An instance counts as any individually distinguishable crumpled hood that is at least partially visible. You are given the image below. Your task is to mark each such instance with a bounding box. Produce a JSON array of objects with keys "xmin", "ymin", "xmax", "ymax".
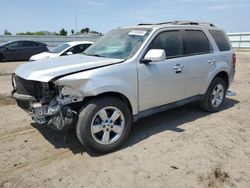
[
  {"xmin": 30, "ymin": 52, "xmax": 59, "ymax": 61},
  {"xmin": 15, "ymin": 54, "xmax": 123, "ymax": 82}
]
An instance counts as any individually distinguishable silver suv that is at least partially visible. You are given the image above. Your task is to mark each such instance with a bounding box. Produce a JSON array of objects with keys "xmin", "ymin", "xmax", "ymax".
[{"xmin": 12, "ymin": 21, "xmax": 236, "ymax": 153}]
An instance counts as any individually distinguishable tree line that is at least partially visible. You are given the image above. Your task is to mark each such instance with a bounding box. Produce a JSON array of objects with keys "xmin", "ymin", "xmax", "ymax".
[{"xmin": 3, "ymin": 27, "xmax": 102, "ymax": 36}]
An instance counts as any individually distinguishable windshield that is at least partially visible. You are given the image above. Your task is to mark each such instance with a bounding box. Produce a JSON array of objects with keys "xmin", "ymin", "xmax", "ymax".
[
  {"xmin": 0, "ymin": 41, "xmax": 11, "ymax": 47},
  {"xmin": 50, "ymin": 43, "xmax": 70, "ymax": 53},
  {"xmin": 84, "ymin": 28, "xmax": 151, "ymax": 59}
]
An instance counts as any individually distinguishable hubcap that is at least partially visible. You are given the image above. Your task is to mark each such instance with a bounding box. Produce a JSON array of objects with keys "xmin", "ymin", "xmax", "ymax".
[
  {"xmin": 211, "ymin": 84, "xmax": 224, "ymax": 108},
  {"xmin": 91, "ymin": 106, "xmax": 125, "ymax": 145}
]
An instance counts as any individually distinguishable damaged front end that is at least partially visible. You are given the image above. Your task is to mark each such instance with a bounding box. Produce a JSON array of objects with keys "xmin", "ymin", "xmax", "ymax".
[{"xmin": 11, "ymin": 74, "xmax": 82, "ymax": 131}]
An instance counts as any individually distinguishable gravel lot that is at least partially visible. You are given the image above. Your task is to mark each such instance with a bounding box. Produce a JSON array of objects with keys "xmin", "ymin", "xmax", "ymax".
[{"xmin": 0, "ymin": 52, "xmax": 250, "ymax": 188}]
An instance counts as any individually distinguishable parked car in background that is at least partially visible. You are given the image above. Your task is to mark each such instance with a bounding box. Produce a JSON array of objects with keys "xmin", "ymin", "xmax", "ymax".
[
  {"xmin": 29, "ymin": 41, "xmax": 93, "ymax": 61},
  {"xmin": 0, "ymin": 40, "xmax": 48, "ymax": 62}
]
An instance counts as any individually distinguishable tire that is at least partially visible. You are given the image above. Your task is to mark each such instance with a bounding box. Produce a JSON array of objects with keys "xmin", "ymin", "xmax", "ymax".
[
  {"xmin": 76, "ymin": 97, "xmax": 132, "ymax": 154},
  {"xmin": 0, "ymin": 54, "xmax": 4, "ymax": 62},
  {"xmin": 200, "ymin": 77, "xmax": 227, "ymax": 112}
]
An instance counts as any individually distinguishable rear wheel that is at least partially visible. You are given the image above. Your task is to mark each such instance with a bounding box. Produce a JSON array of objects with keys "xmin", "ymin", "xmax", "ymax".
[
  {"xmin": 76, "ymin": 97, "xmax": 132, "ymax": 154},
  {"xmin": 200, "ymin": 77, "xmax": 226, "ymax": 112},
  {"xmin": 0, "ymin": 54, "xmax": 4, "ymax": 62}
]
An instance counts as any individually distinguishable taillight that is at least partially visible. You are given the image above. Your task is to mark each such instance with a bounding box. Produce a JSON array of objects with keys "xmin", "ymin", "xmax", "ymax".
[{"xmin": 232, "ymin": 53, "xmax": 236, "ymax": 68}]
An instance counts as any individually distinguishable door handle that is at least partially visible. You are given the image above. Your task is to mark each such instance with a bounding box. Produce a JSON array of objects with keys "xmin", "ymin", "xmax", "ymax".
[
  {"xmin": 208, "ymin": 59, "xmax": 216, "ymax": 65},
  {"xmin": 173, "ymin": 64, "xmax": 183, "ymax": 73}
]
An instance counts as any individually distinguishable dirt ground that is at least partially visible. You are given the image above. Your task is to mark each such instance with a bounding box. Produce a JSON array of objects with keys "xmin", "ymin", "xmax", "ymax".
[{"xmin": 0, "ymin": 52, "xmax": 250, "ymax": 188}]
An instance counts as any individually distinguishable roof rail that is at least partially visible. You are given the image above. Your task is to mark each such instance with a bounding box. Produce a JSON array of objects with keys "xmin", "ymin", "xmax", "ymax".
[
  {"xmin": 138, "ymin": 20, "xmax": 215, "ymax": 27},
  {"xmin": 172, "ymin": 20, "xmax": 215, "ymax": 27},
  {"xmin": 138, "ymin": 21, "xmax": 173, "ymax": 26}
]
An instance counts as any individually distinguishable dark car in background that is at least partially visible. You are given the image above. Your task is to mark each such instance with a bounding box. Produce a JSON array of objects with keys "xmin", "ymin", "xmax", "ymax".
[{"xmin": 0, "ymin": 40, "xmax": 48, "ymax": 62}]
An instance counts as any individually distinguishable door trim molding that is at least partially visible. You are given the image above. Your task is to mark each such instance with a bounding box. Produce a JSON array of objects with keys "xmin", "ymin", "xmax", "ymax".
[{"xmin": 133, "ymin": 94, "xmax": 203, "ymax": 122}]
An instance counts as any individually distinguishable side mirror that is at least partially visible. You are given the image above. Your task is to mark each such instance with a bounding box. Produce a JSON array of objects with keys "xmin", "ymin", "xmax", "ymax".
[
  {"xmin": 66, "ymin": 51, "xmax": 73, "ymax": 55},
  {"xmin": 5, "ymin": 46, "xmax": 9, "ymax": 51},
  {"xmin": 141, "ymin": 49, "xmax": 166, "ymax": 63}
]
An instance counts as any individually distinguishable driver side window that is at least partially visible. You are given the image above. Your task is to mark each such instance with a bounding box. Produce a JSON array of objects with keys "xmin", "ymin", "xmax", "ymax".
[{"xmin": 149, "ymin": 30, "xmax": 184, "ymax": 58}]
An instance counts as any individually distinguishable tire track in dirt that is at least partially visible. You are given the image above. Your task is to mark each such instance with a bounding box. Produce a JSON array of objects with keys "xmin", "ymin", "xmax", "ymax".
[
  {"xmin": 0, "ymin": 150, "xmax": 73, "ymax": 180},
  {"xmin": 0, "ymin": 126, "xmax": 45, "ymax": 142}
]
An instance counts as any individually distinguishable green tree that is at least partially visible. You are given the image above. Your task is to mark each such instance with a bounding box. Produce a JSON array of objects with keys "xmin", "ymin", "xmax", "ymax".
[
  {"xmin": 34, "ymin": 31, "xmax": 46, "ymax": 35},
  {"xmin": 4, "ymin": 29, "xmax": 12, "ymax": 35},
  {"xmin": 71, "ymin": 29, "xmax": 75, "ymax": 35},
  {"xmin": 80, "ymin": 27, "xmax": 90, "ymax": 34},
  {"xmin": 85, "ymin": 27, "xmax": 90, "ymax": 33},
  {"xmin": 59, "ymin": 28, "xmax": 68, "ymax": 36},
  {"xmin": 16, "ymin": 31, "xmax": 34, "ymax": 35}
]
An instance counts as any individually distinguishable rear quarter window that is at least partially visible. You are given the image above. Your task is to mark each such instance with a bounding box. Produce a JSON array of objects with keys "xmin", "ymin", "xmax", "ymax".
[
  {"xmin": 209, "ymin": 30, "xmax": 231, "ymax": 51},
  {"xmin": 186, "ymin": 30, "xmax": 212, "ymax": 55}
]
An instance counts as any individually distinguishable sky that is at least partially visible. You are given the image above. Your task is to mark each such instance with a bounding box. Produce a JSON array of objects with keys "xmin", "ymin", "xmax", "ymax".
[{"xmin": 1, "ymin": 0, "xmax": 250, "ymax": 35}]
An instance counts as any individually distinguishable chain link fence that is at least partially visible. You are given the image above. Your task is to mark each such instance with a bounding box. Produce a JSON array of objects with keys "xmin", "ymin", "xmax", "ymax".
[{"xmin": 227, "ymin": 33, "xmax": 250, "ymax": 49}]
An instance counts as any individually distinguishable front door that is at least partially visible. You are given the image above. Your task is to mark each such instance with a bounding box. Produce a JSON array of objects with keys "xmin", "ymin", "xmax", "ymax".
[
  {"xmin": 138, "ymin": 30, "xmax": 187, "ymax": 111},
  {"xmin": 4, "ymin": 41, "xmax": 22, "ymax": 61}
]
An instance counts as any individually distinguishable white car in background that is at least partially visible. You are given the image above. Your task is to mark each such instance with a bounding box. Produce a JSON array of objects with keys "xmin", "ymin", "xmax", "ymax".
[{"xmin": 29, "ymin": 41, "xmax": 93, "ymax": 61}]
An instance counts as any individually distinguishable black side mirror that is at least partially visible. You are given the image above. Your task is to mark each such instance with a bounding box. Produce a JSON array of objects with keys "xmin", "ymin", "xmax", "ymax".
[{"xmin": 5, "ymin": 46, "xmax": 9, "ymax": 51}]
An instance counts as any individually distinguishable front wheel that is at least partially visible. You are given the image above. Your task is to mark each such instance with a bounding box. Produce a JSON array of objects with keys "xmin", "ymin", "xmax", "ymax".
[
  {"xmin": 76, "ymin": 97, "xmax": 132, "ymax": 154},
  {"xmin": 200, "ymin": 77, "xmax": 227, "ymax": 112}
]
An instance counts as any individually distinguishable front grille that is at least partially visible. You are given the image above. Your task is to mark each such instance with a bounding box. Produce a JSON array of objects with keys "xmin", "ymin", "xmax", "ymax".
[
  {"xmin": 12, "ymin": 75, "xmax": 44, "ymax": 112},
  {"xmin": 14, "ymin": 75, "xmax": 43, "ymax": 100}
]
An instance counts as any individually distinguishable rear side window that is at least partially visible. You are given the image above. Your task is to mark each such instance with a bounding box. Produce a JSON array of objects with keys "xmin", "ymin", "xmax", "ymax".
[
  {"xmin": 149, "ymin": 30, "xmax": 184, "ymax": 58},
  {"xmin": 21, "ymin": 41, "xmax": 39, "ymax": 47},
  {"xmin": 186, "ymin": 30, "xmax": 211, "ymax": 54},
  {"xmin": 209, "ymin": 30, "xmax": 231, "ymax": 51}
]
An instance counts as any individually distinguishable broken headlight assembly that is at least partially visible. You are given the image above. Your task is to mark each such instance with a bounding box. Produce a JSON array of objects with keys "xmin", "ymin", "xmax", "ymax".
[{"xmin": 32, "ymin": 84, "xmax": 83, "ymax": 131}]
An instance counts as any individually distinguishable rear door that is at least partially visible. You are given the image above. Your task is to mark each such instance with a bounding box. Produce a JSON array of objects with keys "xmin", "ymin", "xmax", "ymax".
[
  {"xmin": 20, "ymin": 41, "xmax": 41, "ymax": 60},
  {"xmin": 184, "ymin": 30, "xmax": 215, "ymax": 98}
]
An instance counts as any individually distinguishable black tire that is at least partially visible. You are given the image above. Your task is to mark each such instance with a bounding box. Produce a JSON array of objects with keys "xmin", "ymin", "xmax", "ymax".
[
  {"xmin": 0, "ymin": 54, "xmax": 4, "ymax": 62},
  {"xmin": 200, "ymin": 77, "xmax": 227, "ymax": 112},
  {"xmin": 76, "ymin": 97, "xmax": 132, "ymax": 154}
]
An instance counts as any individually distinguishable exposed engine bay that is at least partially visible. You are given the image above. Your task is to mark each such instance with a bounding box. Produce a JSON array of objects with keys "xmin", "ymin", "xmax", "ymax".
[{"xmin": 11, "ymin": 74, "xmax": 82, "ymax": 131}]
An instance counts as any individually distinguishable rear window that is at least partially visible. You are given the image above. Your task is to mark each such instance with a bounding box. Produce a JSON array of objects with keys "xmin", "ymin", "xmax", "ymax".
[
  {"xmin": 186, "ymin": 30, "xmax": 211, "ymax": 54},
  {"xmin": 209, "ymin": 30, "xmax": 231, "ymax": 51},
  {"xmin": 22, "ymin": 41, "xmax": 40, "ymax": 47}
]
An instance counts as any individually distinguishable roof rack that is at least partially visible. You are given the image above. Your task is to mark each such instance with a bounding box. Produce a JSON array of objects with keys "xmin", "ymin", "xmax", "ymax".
[
  {"xmin": 138, "ymin": 20, "xmax": 215, "ymax": 27},
  {"xmin": 172, "ymin": 20, "xmax": 215, "ymax": 27},
  {"xmin": 138, "ymin": 21, "xmax": 173, "ymax": 26}
]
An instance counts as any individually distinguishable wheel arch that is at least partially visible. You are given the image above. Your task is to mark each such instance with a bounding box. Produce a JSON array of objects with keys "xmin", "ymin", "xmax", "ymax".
[
  {"xmin": 214, "ymin": 71, "xmax": 229, "ymax": 89},
  {"xmin": 204, "ymin": 70, "xmax": 229, "ymax": 94},
  {"xmin": 72, "ymin": 91, "xmax": 135, "ymax": 116}
]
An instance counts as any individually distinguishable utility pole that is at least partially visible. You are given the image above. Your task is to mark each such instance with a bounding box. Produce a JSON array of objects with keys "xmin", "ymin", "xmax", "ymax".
[{"xmin": 75, "ymin": 11, "xmax": 78, "ymax": 34}]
